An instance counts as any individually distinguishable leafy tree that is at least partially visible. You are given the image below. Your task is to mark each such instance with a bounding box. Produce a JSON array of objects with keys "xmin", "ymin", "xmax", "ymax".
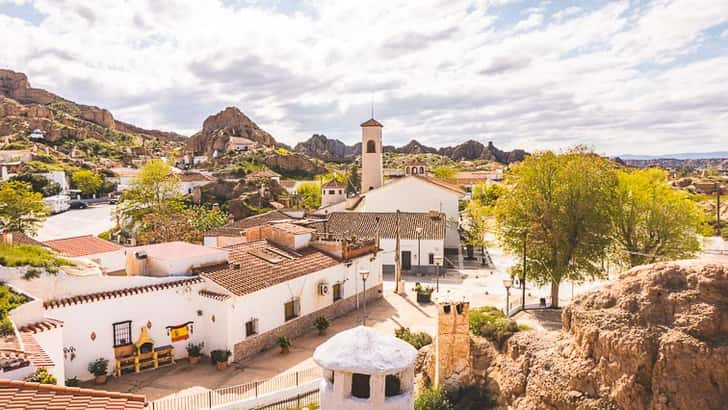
[
  {"xmin": 612, "ymin": 168, "xmax": 702, "ymax": 267},
  {"xmin": 346, "ymin": 162, "xmax": 361, "ymax": 195},
  {"xmin": 463, "ymin": 200, "xmax": 492, "ymax": 259},
  {"xmin": 0, "ymin": 181, "xmax": 49, "ymax": 235},
  {"xmin": 432, "ymin": 165, "xmax": 457, "ymax": 179},
  {"xmin": 295, "ymin": 182, "xmax": 321, "ymax": 209},
  {"xmin": 9, "ymin": 173, "xmax": 61, "ymax": 197},
  {"xmin": 71, "ymin": 170, "xmax": 103, "ymax": 196},
  {"xmin": 137, "ymin": 205, "xmax": 199, "ymax": 244},
  {"xmin": 189, "ymin": 206, "xmax": 229, "ymax": 233},
  {"xmin": 415, "ymin": 386, "xmax": 454, "ymax": 410},
  {"xmin": 495, "ymin": 149, "xmax": 617, "ymax": 308},
  {"xmin": 471, "ymin": 182, "xmax": 506, "ymax": 207},
  {"xmin": 115, "ymin": 159, "xmax": 182, "ymax": 231}
]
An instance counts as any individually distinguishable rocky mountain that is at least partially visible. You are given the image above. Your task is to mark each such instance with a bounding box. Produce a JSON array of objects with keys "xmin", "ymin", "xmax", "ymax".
[
  {"xmin": 0, "ymin": 69, "xmax": 184, "ymax": 145},
  {"xmin": 293, "ymin": 134, "xmax": 526, "ymax": 164},
  {"xmin": 188, "ymin": 107, "xmax": 276, "ymax": 156},
  {"xmin": 464, "ymin": 261, "xmax": 728, "ymax": 409}
]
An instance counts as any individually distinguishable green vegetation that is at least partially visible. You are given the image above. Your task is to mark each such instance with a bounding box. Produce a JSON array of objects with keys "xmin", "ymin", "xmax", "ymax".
[
  {"xmin": 294, "ymin": 181, "xmax": 322, "ymax": 209},
  {"xmin": 23, "ymin": 267, "xmax": 41, "ymax": 280},
  {"xmin": 87, "ymin": 358, "xmax": 109, "ymax": 376},
  {"xmin": 313, "ymin": 316, "xmax": 330, "ymax": 334},
  {"xmin": 65, "ymin": 377, "xmax": 80, "ymax": 387},
  {"xmin": 211, "ymin": 349, "xmax": 232, "ymax": 363},
  {"xmin": 446, "ymin": 385, "xmax": 496, "ymax": 409},
  {"xmin": 469, "ymin": 306, "xmax": 528, "ymax": 349},
  {"xmin": 186, "ymin": 342, "xmax": 205, "ymax": 357},
  {"xmin": 71, "ymin": 170, "xmax": 103, "ymax": 196},
  {"xmin": 0, "ymin": 284, "xmax": 29, "ymax": 334},
  {"xmin": 415, "ymin": 386, "xmax": 454, "ymax": 410},
  {"xmin": 24, "ymin": 368, "xmax": 57, "ymax": 385},
  {"xmin": 276, "ymin": 147, "xmax": 291, "ymax": 155},
  {"xmin": 0, "ymin": 244, "xmax": 72, "ymax": 268},
  {"xmin": 431, "ymin": 165, "xmax": 457, "ymax": 179},
  {"xmin": 9, "ymin": 173, "xmax": 61, "ymax": 197},
  {"xmin": 395, "ymin": 327, "xmax": 433, "ymax": 350},
  {"xmin": 0, "ymin": 181, "xmax": 49, "ymax": 234}
]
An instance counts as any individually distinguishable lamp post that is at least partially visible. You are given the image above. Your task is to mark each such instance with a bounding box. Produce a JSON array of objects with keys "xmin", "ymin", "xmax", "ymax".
[
  {"xmin": 434, "ymin": 256, "xmax": 443, "ymax": 293},
  {"xmin": 360, "ymin": 269, "xmax": 370, "ymax": 326},
  {"xmin": 521, "ymin": 230, "xmax": 527, "ymax": 311},
  {"xmin": 503, "ymin": 278, "xmax": 513, "ymax": 315},
  {"xmin": 415, "ymin": 227, "xmax": 423, "ymax": 275}
]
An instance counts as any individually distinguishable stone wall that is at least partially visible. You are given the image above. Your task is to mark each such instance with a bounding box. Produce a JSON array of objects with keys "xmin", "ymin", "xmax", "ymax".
[
  {"xmin": 233, "ymin": 284, "xmax": 383, "ymax": 362},
  {"xmin": 434, "ymin": 301, "xmax": 471, "ymax": 389}
]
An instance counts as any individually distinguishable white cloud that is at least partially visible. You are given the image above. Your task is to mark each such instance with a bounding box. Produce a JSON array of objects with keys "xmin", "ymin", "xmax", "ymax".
[{"xmin": 0, "ymin": 0, "xmax": 727, "ymax": 155}]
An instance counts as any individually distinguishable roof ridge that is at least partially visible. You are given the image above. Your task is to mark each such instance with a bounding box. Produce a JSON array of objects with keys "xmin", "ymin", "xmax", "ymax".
[
  {"xmin": 43, "ymin": 234, "xmax": 95, "ymax": 243},
  {"xmin": 0, "ymin": 379, "xmax": 146, "ymax": 401}
]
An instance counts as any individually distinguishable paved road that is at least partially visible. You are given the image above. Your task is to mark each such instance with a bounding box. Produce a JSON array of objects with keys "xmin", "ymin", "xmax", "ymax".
[{"xmin": 34, "ymin": 204, "xmax": 115, "ymax": 241}]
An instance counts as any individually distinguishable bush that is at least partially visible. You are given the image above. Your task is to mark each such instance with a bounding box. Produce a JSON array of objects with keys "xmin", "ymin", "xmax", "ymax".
[
  {"xmin": 0, "ymin": 244, "xmax": 72, "ymax": 269},
  {"xmin": 414, "ymin": 282, "xmax": 434, "ymax": 295},
  {"xmin": 277, "ymin": 336, "xmax": 292, "ymax": 348},
  {"xmin": 446, "ymin": 385, "xmax": 496, "ymax": 409},
  {"xmin": 87, "ymin": 358, "xmax": 109, "ymax": 376},
  {"xmin": 186, "ymin": 342, "xmax": 205, "ymax": 357},
  {"xmin": 0, "ymin": 284, "xmax": 29, "ymax": 335},
  {"xmin": 395, "ymin": 327, "xmax": 433, "ymax": 350},
  {"xmin": 23, "ymin": 268, "xmax": 41, "ymax": 280},
  {"xmin": 24, "ymin": 368, "xmax": 57, "ymax": 385},
  {"xmin": 313, "ymin": 316, "xmax": 330, "ymax": 331},
  {"xmin": 210, "ymin": 349, "xmax": 231, "ymax": 363},
  {"xmin": 469, "ymin": 306, "xmax": 525, "ymax": 349},
  {"xmin": 415, "ymin": 386, "xmax": 454, "ymax": 410},
  {"xmin": 65, "ymin": 376, "xmax": 80, "ymax": 387}
]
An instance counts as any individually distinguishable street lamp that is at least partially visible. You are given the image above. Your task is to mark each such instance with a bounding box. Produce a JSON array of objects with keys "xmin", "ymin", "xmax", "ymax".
[
  {"xmin": 434, "ymin": 256, "xmax": 443, "ymax": 292},
  {"xmin": 360, "ymin": 269, "xmax": 370, "ymax": 326},
  {"xmin": 503, "ymin": 279, "xmax": 513, "ymax": 315},
  {"xmin": 415, "ymin": 227, "xmax": 423, "ymax": 275}
]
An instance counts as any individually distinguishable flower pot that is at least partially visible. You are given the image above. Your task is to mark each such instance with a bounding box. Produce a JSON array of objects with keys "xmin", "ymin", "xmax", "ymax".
[
  {"xmin": 215, "ymin": 361, "xmax": 227, "ymax": 370},
  {"xmin": 416, "ymin": 292, "xmax": 432, "ymax": 303},
  {"xmin": 189, "ymin": 356, "xmax": 200, "ymax": 365},
  {"xmin": 280, "ymin": 346, "xmax": 290, "ymax": 354},
  {"xmin": 94, "ymin": 374, "xmax": 107, "ymax": 385}
]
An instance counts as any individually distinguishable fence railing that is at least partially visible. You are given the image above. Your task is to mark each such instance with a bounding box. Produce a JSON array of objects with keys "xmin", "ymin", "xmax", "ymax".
[
  {"xmin": 149, "ymin": 367, "xmax": 320, "ymax": 410},
  {"xmin": 251, "ymin": 389, "xmax": 320, "ymax": 410}
]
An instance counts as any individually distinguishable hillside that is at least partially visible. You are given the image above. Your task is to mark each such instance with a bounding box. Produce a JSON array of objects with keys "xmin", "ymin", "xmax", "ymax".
[{"xmin": 187, "ymin": 106, "xmax": 277, "ymax": 156}]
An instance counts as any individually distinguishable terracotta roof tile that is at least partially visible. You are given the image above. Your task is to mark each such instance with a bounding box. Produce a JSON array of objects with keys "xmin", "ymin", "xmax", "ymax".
[
  {"xmin": 19, "ymin": 331, "xmax": 54, "ymax": 367},
  {"xmin": 360, "ymin": 118, "xmax": 383, "ymax": 127},
  {"xmin": 272, "ymin": 222, "xmax": 316, "ymax": 235},
  {"xmin": 415, "ymin": 176, "xmax": 466, "ymax": 194},
  {"xmin": 43, "ymin": 235, "xmax": 123, "ymax": 257},
  {"xmin": 6, "ymin": 232, "xmax": 46, "ymax": 247},
  {"xmin": 198, "ymin": 240, "xmax": 340, "ymax": 296},
  {"xmin": 43, "ymin": 277, "xmax": 203, "ymax": 309},
  {"xmin": 205, "ymin": 210, "xmax": 303, "ymax": 237},
  {"xmin": 0, "ymin": 380, "xmax": 145, "ymax": 409},
  {"xmin": 322, "ymin": 179, "xmax": 346, "ymax": 189},
  {"xmin": 18, "ymin": 318, "xmax": 64, "ymax": 334},
  {"xmin": 198, "ymin": 289, "xmax": 231, "ymax": 301},
  {"xmin": 311, "ymin": 212, "xmax": 445, "ymax": 240}
]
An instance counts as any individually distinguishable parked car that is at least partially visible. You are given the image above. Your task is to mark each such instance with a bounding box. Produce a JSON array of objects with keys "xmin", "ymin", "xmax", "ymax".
[
  {"xmin": 109, "ymin": 196, "xmax": 120, "ymax": 205},
  {"xmin": 70, "ymin": 200, "xmax": 89, "ymax": 209}
]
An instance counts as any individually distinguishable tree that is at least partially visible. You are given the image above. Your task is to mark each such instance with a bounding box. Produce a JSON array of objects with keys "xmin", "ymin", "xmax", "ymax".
[
  {"xmin": 137, "ymin": 205, "xmax": 199, "ymax": 244},
  {"xmin": 463, "ymin": 200, "xmax": 492, "ymax": 260},
  {"xmin": 189, "ymin": 206, "xmax": 229, "ymax": 233},
  {"xmin": 611, "ymin": 168, "xmax": 702, "ymax": 267},
  {"xmin": 295, "ymin": 182, "xmax": 321, "ymax": 209},
  {"xmin": 346, "ymin": 162, "xmax": 361, "ymax": 195},
  {"xmin": 9, "ymin": 173, "xmax": 61, "ymax": 197},
  {"xmin": 495, "ymin": 149, "xmax": 617, "ymax": 308},
  {"xmin": 0, "ymin": 181, "xmax": 49, "ymax": 235},
  {"xmin": 115, "ymin": 159, "xmax": 182, "ymax": 230},
  {"xmin": 71, "ymin": 170, "xmax": 102, "ymax": 196},
  {"xmin": 432, "ymin": 165, "xmax": 457, "ymax": 180},
  {"xmin": 471, "ymin": 182, "xmax": 505, "ymax": 207}
]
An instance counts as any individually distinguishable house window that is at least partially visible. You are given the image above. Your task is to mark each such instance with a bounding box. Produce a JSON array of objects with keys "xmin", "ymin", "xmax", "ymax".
[
  {"xmin": 245, "ymin": 319, "xmax": 259, "ymax": 337},
  {"xmin": 428, "ymin": 253, "xmax": 435, "ymax": 265},
  {"xmin": 329, "ymin": 190, "xmax": 335, "ymax": 195},
  {"xmin": 366, "ymin": 140, "xmax": 376, "ymax": 153},
  {"xmin": 333, "ymin": 283, "xmax": 342, "ymax": 301},
  {"xmin": 284, "ymin": 298, "xmax": 300, "ymax": 321},
  {"xmin": 385, "ymin": 375, "xmax": 402, "ymax": 397},
  {"xmin": 112, "ymin": 320, "xmax": 132, "ymax": 347},
  {"xmin": 419, "ymin": 166, "xmax": 425, "ymax": 174},
  {"xmin": 351, "ymin": 373, "xmax": 371, "ymax": 399}
]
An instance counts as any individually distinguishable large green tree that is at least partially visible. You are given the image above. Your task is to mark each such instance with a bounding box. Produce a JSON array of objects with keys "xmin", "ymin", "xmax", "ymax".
[
  {"xmin": 0, "ymin": 181, "xmax": 49, "ymax": 234},
  {"xmin": 9, "ymin": 173, "xmax": 61, "ymax": 197},
  {"xmin": 495, "ymin": 149, "xmax": 617, "ymax": 307},
  {"xmin": 612, "ymin": 168, "xmax": 702, "ymax": 267},
  {"xmin": 71, "ymin": 170, "xmax": 103, "ymax": 196},
  {"xmin": 295, "ymin": 182, "xmax": 322, "ymax": 209}
]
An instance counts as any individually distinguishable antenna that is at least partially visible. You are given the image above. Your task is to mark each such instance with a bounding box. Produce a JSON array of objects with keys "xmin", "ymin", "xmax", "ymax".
[{"xmin": 371, "ymin": 101, "xmax": 374, "ymax": 119}]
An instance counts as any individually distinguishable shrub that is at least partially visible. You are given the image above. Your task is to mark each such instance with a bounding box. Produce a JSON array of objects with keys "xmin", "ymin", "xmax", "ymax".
[
  {"xmin": 24, "ymin": 368, "xmax": 57, "ymax": 385},
  {"xmin": 415, "ymin": 386, "xmax": 454, "ymax": 410},
  {"xmin": 446, "ymin": 385, "xmax": 496, "ymax": 409},
  {"xmin": 277, "ymin": 336, "xmax": 292, "ymax": 348},
  {"xmin": 87, "ymin": 358, "xmax": 109, "ymax": 376},
  {"xmin": 414, "ymin": 282, "xmax": 434, "ymax": 295},
  {"xmin": 313, "ymin": 316, "xmax": 330, "ymax": 331},
  {"xmin": 23, "ymin": 268, "xmax": 41, "ymax": 280},
  {"xmin": 0, "ymin": 284, "xmax": 30, "ymax": 335},
  {"xmin": 210, "ymin": 349, "xmax": 231, "ymax": 363},
  {"xmin": 186, "ymin": 342, "xmax": 204, "ymax": 357},
  {"xmin": 468, "ymin": 306, "xmax": 524, "ymax": 349},
  {"xmin": 0, "ymin": 244, "xmax": 72, "ymax": 269},
  {"xmin": 395, "ymin": 327, "xmax": 433, "ymax": 350},
  {"xmin": 65, "ymin": 376, "xmax": 80, "ymax": 387}
]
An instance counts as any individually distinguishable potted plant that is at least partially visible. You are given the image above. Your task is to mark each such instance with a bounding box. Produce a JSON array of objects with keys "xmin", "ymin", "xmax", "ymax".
[
  {"xmin": 186, "ymin": 342, "xmax": 204, "ymax": 365},
  {"xmin": 313, "ymin": 316, "xmax": 330, "ymax": 335},
  {"xmin": 414, "ymin": 282, "xmax": 434, "ymax": 303},
  {"xmin": 277, "ymin": 336, "xmax": 292, "ymax": 354},
  {"xmin": 88, "ymin": 358, "xmax": 109, "ymax": 384},
  {"xmin": 210, "ymin": 349, "xmax": 231, "ymax": 370}
]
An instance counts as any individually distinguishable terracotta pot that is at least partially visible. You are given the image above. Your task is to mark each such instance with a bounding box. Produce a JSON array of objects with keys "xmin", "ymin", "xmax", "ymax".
[
  {"xmin": 189, "ymin": 356, "xmax": 200, "ymax": 365},
  {"xmin": 216, "ymin": 361, "xmax": 227, "ymax": 370},
  {"xmin": 94, "ymin": 374, "xmax": 107, "ymax": 384},
  {"xmin": 280, "ymin": 346, "xmax": 290, "ymax": 354}
]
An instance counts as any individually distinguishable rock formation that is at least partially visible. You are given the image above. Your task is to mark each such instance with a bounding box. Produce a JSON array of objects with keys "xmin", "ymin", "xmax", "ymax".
[
  {"xmin": 469, "ymin": 261, "xmax": 728, "ymax": 410},
  {"xmin": 294, "ymin": 134, "xmax": 359, "ymax": 162},
  {"xmin": 187, "ymin": 107, "xmax": 276, "ymax": 156}
]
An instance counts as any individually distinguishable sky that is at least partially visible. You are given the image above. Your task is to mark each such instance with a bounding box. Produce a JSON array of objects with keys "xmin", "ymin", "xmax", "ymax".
[{"xmin": 1, "ymin": 0, "xmax": 727, "ymax": 155}]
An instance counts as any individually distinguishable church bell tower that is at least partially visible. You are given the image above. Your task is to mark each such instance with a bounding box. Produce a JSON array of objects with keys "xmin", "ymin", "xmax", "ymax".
[{"xmin": 360, "ymin": 118, "xmax": 383, "ymax": 193}]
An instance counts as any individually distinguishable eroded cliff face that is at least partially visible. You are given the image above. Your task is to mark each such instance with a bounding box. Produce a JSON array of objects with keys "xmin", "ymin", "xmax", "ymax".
[
  {"xmin": 187, "ymin": 106, "xmax": 276, "ymax": 155},
  {"xmin": 473, "ymin": 261, "xmax": 728, "ymax": 410}
]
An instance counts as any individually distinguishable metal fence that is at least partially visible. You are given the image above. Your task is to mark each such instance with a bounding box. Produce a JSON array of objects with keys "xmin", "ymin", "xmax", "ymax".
[
  {"xmin": 251, "ymin": 389, "xmax": 320, "ymax": 410},
  {"xmin": 149, "ymin": 367, "xmax": 320, "ymax": 410}
]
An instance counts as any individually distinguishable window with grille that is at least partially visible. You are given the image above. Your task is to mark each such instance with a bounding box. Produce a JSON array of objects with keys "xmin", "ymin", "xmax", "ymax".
[
  {"xmin": 245, "ymin": 319, "xmax": 259, "ymax": 337},
  {"xmin": 284, "ymin": 298, "xmax": 300, "ymax": 321},
  {"xmin": 351, "ymin": 373, "xmax": 371, "ymax": 399},
  {"xmin": 112, "ymin": 320, "xmax": 132, "ymax": 347},
  {"xmin": 333, "ymin": 283, "xmax": 342, "ymax": 301},
  {"xmin": 428, "ymin": 253, "xmax": 435, "ymax": 265}
]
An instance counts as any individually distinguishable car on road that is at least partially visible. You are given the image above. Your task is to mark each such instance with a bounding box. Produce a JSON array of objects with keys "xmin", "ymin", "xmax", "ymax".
[{"xmin": 70, "ymin": 200, "xmax": 89, "ymax": 209}]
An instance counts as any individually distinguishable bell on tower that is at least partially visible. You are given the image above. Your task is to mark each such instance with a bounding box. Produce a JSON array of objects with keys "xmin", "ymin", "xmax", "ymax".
[{"xmin": 360, "ymin": 118, "xmax": 383, "ymax": 193}]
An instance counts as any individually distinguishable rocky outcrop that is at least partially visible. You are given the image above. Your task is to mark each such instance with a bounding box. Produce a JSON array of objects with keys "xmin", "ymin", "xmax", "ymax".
[
  {"xmin": 263, "ymin": 152, "xmax": 326, "ymax": 177},
  {"xmin": 294, "ymin": 134, "xmax": 359, "ymax": 162},
  {"xmin": 438, "ymin": 140, "xmax": 526, "ymax": 163},
  {"xmin": 398, "ymin": 139, "xmax": 438, "ymax": 155},
  {"xmin": 188, "ymin": 107, "xmax": 276, "ymax": 155},
  {"xmin": 0, "ymin": 69, "xmax": 57, "ymax": 105},
  {"xmin": 473, "ymin": 261, "xmax": 728, "ymax": 410}
]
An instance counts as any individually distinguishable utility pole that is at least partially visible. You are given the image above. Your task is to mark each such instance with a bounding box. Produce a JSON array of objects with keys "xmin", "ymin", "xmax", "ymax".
[
  {"xmin": 394, "ymin": 210, "xmax": 402, "ymax": 294},
  {"xmin": 521, "ymin": 230, "xmax": 527, "ymax": 311}
]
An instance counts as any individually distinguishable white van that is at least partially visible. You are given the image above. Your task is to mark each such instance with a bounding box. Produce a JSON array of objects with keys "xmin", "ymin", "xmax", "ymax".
[{"xmin": 43, "ymin": 194, "xmax": 71, "ymax": 214}]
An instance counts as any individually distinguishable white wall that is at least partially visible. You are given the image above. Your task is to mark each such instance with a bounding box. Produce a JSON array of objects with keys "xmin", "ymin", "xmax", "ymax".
[
  {"xmin": 87, "ymin": 250, "xmax": 126, "ymax": 273},
  {"xmin": 33, "ymin": 326, "xmax": 65, "ymax": 382},
  {"xmin": 361, "ymin": 178, "xmax": 461, "ymax": 248},
  {"xmin": 226, "ymin": 253, "xmax": 382, "ymax": 347},
  {"xmin": 378, "ymin": 238, "xmax": 443, "ymax": 268}
]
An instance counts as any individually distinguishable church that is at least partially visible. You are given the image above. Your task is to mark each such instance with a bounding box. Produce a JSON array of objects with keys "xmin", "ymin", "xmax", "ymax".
[{"xmin": 317, "ymin": 117, "xmax": 464, "ymax": 251}]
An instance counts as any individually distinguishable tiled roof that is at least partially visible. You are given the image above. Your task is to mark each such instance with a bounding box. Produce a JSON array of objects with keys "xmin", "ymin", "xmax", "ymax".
[
  {"xmin": 198, "ymin": 289, "xmax": 231, "ymax": 301},
  {"xmin": 0, "ymin": 380, "xmax": 145, "ymax": 409},
  {"xmin": 312, "ymin": 212, "xmax": 446, "ymax": 240},
  {"xmin": 415, "ymin": 176, "xmax": 466, "ymax": 194},
  {"xmin": 19, "ymin": 331, "xmax": 54, "ymax": 367},
  {"xmin": 18, "ymin": 318, "xmax": 64, "ymax": 334},
  {"xmin": 272, "ymin": 222, "xmax": 316, "ymax": 235},
  {"xmin": 198, "ymin": 240, "xmax": 340, "ymax": 296},
  {"xmin": 322, "ymin": 179, "xmax": 345, "ymax": 189},
  {"xmin": 6, "ymin": 232, "xmax": 46, "ymax": 247},
  {"xmin": 205, "ymin": 210, "xmax": 303, "ymax": 237},
  {"xmin": 43, "ymin": 235, "xmax": 123, "ymax": 257},
  {"xmin": 360, "ymin": 118, "xmax": 383, "ymax": 127},
  {"xmin": 44, "ymin": 277, "xmax": 203, "ymax": 309}
]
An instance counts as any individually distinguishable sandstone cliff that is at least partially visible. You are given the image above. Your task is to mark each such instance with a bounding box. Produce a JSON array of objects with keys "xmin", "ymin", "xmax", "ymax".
[
  {"xmin": 472, "ymin": 261, "xmax": 728, "ymax": 410},
  {"xmin": 187, "ymin": 107, "xmax": 276, "ymax": 156}
]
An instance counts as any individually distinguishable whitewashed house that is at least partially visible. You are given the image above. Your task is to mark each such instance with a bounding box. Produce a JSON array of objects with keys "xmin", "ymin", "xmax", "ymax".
[
  {"xmin": 178, "ymin": 172, "xmax": 214, "ymax": 195},
  {"xmin": 109, "ymin": 167, "xmax": 140, "ymax": 191},
  {"xmin": 227, "ymin": 136, "xmax": 257, "ymax": 152},
  {"xmin": 321, "ymin": 179, "xmax": 347, "ymax": 208}
]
